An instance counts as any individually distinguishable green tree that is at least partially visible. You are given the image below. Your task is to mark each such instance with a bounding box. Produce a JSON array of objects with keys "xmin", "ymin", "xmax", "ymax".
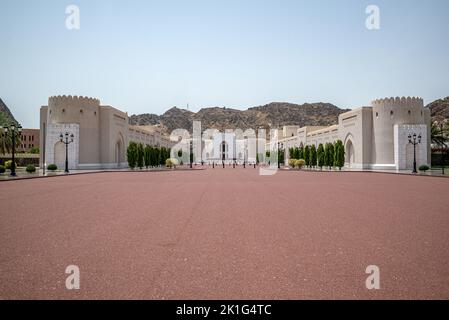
[
  {"xmin": 317, "ymin": 143, "xmax": 325, "ymax": 170},
  {"xmin": 299, "ymin": 143, "xmax": 304, "ymax": 160},
  {"xmin": 0, "ymin": 130, "xmax": 21, "ymax": 155},
  {"xmin": 323, "ymin": 143, "xmax": 329, "ymax": 168},
  {"xmin": 327, "ymin": 143, "xmax": 334, "ymax": 169},
  {"xmin": 137, "ymin": 143, "xmax": 144, "ymax": 169},
  {"xmin": 334, "ymin": 140, "xmax": 345, "ymax": 170},
  {"xmin": 144, "ymin": 145, "xmax": 151, "ymax": 169},
  {"xmin": 295, "ymin": 147, "xmax": 300, "ymax": 160},
  {"xmin": 310, "ymin": 145, "xmax": 317, "ymax": 168},
  {"xmin": 431, "ymin": 121, "xmax": 449, "ymax": 147},
  {"xmin": 155, "ymin": 147, "xmax": 161, "ymax": 166},
  {"xmin": 127, "ymin": 142, "xmax": 138, "ymax": 169},
  {"xmin": 30, "ymin": 146, "xmax": 40, "ymax": 154},
  {"xmin": 304, "ymin": 145, "xmax": 310, "ymax": 167}
]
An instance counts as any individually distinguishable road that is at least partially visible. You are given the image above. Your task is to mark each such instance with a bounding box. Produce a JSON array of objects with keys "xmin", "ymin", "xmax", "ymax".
[{"xmin": 1, "ymin": 168, "xmax": 449, "ymax": 299}]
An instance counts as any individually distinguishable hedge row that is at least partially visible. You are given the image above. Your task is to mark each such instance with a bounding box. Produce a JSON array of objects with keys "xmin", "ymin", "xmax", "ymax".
[
  {"xmin": 288, "ymin": 140, "xmax": 345, "ymax": 170},
  {"xmin": 127, "ymin": 142, "xmax": 171, "ymax": 169}
]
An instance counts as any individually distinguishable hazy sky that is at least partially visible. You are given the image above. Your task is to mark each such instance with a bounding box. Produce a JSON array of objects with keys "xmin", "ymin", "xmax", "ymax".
[{"xmin": 1, "ymin": 0, "xmax": 448, "ymax": 128}]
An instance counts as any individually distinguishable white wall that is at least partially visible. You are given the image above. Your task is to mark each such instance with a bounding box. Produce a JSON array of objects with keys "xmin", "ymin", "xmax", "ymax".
[{"xmin": 45, "ymin": 123, "xmax": 80, "ymax": 170}]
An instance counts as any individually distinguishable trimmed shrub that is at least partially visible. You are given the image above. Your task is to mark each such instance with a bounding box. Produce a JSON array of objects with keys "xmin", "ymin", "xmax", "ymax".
[
  {"xmin": 47, "ymin": 164, "xmax": 57, "ymax": 171},
  {"xmin": 127, "ymin": 142, "xmax": 138, "ymax": 169},
  {"xmin": 334, "ymin": 140, "xmax": 345, "ymax": 170},
  {"xmin": 317, "ymin": 143, "xmax": 325, "ymax": 169},
  {"xmin": 295, "ymin": 159, "xmax": 306, "ymax": 169},
  {"xmin": 137, "ymin": 143, "xmax": 144, "ymax": 169},
  {"xmin": 144, "ymin": 145, "xmax": 151, "ymax": 168},
  {"xmin": 327, "ymin": 143, "xmax": 335, "ymax": 169},
  {"xmin": 419, "ymin": 164, "xmax": 430, "ymax": 172},
  {"xmin": 0, "ymin": 165, "xmax": 5, "ymax": 173},
  {"xmin": 5, "ymin": 160, "xmax": 16, "ymax": 170},
  {"xmin": 26, "ymin": 164, "xmax": 36, "ymax": 173},
  {"xmin": 304, "ymin": 146, "xmax": 310, "ymax": 167},
  {"xmin": 166, "ymin": 158, "xmax": 179, "ymax": 168},
  {"xmin": 288, "ymin": 159, "xmax": 296, "ymax": 168},
  {"xmin": 310, "ymin": 145, "xmax": 317, "ymax": 168}
]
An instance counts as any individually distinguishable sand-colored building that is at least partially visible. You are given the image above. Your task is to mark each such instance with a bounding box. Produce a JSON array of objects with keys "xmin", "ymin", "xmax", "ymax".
[
  {"xmin": 39, "ymin": 95, "xmax": 172, "ymax": 170},
  {"xmin": 269, "ymin": 97, "xmax": 431, "ymax": 170}
]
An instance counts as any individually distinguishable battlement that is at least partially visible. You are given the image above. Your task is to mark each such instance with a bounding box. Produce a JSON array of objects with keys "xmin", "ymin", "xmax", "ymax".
[
  {"xmin": 49, "ymin": 95, "xmax": 100, "ymax": 105},
  {"xmin": 371, "ymin": 96, "xmax": 423, "ymax": 108}
]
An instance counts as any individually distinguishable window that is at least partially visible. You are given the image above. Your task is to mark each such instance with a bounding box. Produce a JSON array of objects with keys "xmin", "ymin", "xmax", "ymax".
[
  {"xmin": 80, "ymin": 109, "xmax": 83, "ymax": 114},
  {"xmin": 62, "ymin": 109, "xmax": 65, "ymax": 113},
  {"xmin": 376, "ymin": 112, "xmax": 379, "ymax": 118},
  {"xmin": 390, "ymin": 110, "xmax": 394, "ymax": 118},
  {"xmin": 408, "ymin": 110, "xmax": 411, "ymax": 116}
]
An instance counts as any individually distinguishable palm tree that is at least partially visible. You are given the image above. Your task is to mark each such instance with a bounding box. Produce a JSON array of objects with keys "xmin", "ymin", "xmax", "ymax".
[
  {"xmin": 431, "ymin": 120, "xmax": 449, "ymax": 147},
  {"xmin": 0, "ymin": 127, "xmax": 21, "ymax": 155}
]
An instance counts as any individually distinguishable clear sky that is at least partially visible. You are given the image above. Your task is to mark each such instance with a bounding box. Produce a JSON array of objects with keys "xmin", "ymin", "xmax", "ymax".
[{"xmin": 1, "ymin": 0, "xmax": 448, "ymax": 128}]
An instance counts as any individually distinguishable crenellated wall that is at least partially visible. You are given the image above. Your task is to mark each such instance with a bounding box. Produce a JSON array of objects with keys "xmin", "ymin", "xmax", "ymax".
[
  {"xmin": 371, "ymin": 97, "xmax": 426, "ymax": 166},
  {"xmin": 40, "ymin": 95, "xmax": 174, "ymax": 169},
  {"xmin": 48, "ymin": 95, "xmax": 101, "ymax": 165},
  {"xmin": 267, "ymin": 96, "xmax": 431, "ymax": 170}
]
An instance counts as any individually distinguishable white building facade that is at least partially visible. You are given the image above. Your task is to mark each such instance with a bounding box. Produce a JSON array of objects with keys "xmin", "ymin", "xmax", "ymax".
[
  {"xmin": 40, "ymin": 95, "xmax": 173, "ymax": 170},
  {"xmin": 269, "ymin": 97, "xmax": 432, "ymax": 170}
]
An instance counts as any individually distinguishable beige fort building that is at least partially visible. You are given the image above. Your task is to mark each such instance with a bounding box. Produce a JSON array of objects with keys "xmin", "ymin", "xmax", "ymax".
[
  {"xmin": 39, "ymin": 95, "xmax": 172, "ymax": 170},
  {"xmin": 39, "ymin": 95, "xmax": 431, "ymax": 171},
  {"xmin": 271, "ymin": 96, "xmax": 431, "ymax": 170}
]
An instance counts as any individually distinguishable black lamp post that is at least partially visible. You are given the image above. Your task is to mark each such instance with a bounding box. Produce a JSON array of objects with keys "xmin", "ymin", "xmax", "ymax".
[
  {"xmin": 60, "ymin": 132, "xmax": 74, "ymax": 173},
  {"xmin": 408, "ymin": 133, "xmax": 421, "ymax": 174},
  {"xmin": 2, "ymin": 124, "xmax": 22, "ymax": 177},
  {"xmin": 440, "ymin": 120, "xmax": 448, "ymax": 175},
  {"xmin": 189, "ymin": 140, "xmax": 193, "ymax": 169},
  {"xmin": 277, "ymin": 142, "xmax": 283, "ymax": 169}
]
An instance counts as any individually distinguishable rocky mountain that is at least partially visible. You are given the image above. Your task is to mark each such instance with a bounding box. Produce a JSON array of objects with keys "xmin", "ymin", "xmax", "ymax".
[
  {"xmin": 130, "ymin": 102, "xmax": 349, "ymax": 133},
  {"xmin": 427, "ymin": 97, "xmax": 449, "ymax": 123},
  {"xmin": 0, "ymin": 98, "xmax": 18, "ymax": 126}
]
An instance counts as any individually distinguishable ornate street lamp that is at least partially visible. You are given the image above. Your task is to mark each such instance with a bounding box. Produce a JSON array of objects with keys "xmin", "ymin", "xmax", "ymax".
[
  {"xmin": 408, "ymin": 133, "xmax": 421, "ymax": 174},
  {"xmin": 60, "ymin": 132, "xmax": 74, "ymax": 173},
  {"xmin": 440, "ymin": 120, "xmax": 448, "ymax": 175},
  {"xmin": 2, "ymin": 124, "xmax": 22, "ymax": 176},
  {"xmin": 189, "ymin": 140, "xmax": 193, "ymax": 169},
  {"xmin": 277, "ymin": 141, "xmax": 284, "ymax": 169}
]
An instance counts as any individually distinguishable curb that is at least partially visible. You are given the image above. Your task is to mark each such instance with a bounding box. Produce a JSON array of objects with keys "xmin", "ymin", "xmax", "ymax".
[{"xmin": 0, "ymin": 168, "xmax": 206, "ymax": 183}]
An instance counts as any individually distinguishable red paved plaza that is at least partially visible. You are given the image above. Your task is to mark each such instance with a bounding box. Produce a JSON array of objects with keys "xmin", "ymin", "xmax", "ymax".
[{"xmin": 1, "ymin": 168, "xmax": 449, "ymax": 299}]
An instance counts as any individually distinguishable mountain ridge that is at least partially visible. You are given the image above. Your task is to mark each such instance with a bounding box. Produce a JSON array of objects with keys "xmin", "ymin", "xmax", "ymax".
[
  {"xmin": 0, "ymin": 98, "xmax": 18, "ymax": 127},
  {"xmin": 130, "ymin": 101, "xmax": 350, "ymax": 133}
]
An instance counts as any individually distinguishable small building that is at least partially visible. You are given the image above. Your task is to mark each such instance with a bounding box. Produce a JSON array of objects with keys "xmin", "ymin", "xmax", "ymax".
[
  {"xmin": 18, "ymin": 128, "xmax": 39, "ymax": 153},
  {"xmin": 39, "ymin": 95, "xmax": 173, "ymax": 170},
  {"xmin": 268, "ymin": 97, "xmax": 432, "ymax": 170}
]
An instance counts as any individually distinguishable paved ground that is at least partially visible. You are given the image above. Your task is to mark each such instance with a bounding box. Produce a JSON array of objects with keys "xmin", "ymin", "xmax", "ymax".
[{"xmin": 1, "ymin": 168, "xmax": 449, "ymax": 299}]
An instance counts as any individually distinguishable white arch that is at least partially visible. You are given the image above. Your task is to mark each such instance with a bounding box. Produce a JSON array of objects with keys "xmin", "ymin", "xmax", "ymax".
[
  {"xmin": 344, "ymin": 133, "xmax": 356, "ymax": 167},
  {"xmin": 115, "ymin": 132, "xmax": 125, "ymax": 167}
]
